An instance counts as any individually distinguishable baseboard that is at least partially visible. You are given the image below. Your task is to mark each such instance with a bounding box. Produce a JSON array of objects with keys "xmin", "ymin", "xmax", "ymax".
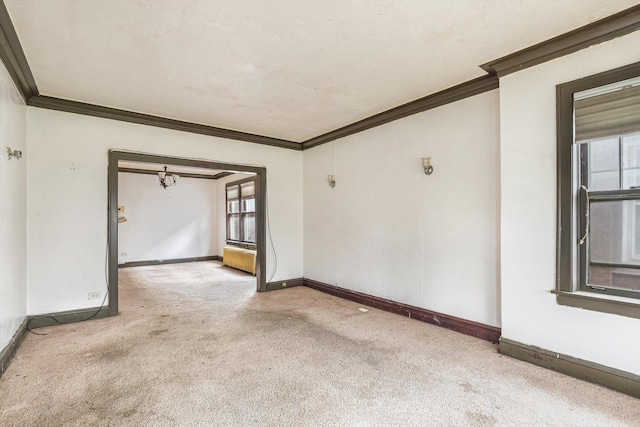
[
  {"xmin": 303, "ymin": 279, "xmax": 501, "ymax": 343},
  {"xmin": 28, "ymin": 307, "xmax": 110, "ymax": 329},
  {"xmin": 118, "ymin": 255, "xmax": 221, "ymax": 268},
  {"xmin": 266, "ymin": 278, "xmax": 304, "ymax": 291},
  {"xmin": 0, "ymin": 318, "xmax": 28, "ymax": 378},
  {"xmin": 499, "ymin": 338, "xmax": 640, "ymax": 398}
]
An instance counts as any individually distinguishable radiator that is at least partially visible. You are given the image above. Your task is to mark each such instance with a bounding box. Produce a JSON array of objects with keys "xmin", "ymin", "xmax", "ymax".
[{"xmin": 223, "ymin": 246, "xmax": 257, "ymax": 275}]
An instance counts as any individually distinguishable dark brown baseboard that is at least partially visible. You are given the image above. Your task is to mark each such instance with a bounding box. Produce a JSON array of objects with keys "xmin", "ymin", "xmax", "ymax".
[
  {"xmin": 0, "ymin": 318, "xmax": 28, "ymax": 378},
  {"xmin": 119, "ymin": 255, "xmax": 221, "ymax": 268},
  {"xmin": 266, "ymin": 278, "xmax": 304, "ymax": 292},
  {"xmin": 499, "ymin": 338, "xmax": 640, "ymax": 399},
  {"xmin": 27, "ymin": 307, "xmax": 110, "ymax": 329},
  {"xmin": 303, "ymin": 279, "xmax": 501, "ymax": 343}
]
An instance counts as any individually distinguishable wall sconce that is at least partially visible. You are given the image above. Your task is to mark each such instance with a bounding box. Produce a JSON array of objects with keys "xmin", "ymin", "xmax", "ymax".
[
  {"xmin": 6, "ymin": 147, "xmax": 22, "ymax": 160},
  {"xmin": 158, "ymin": 166, "xmax": 179, "ymax": 189},
  {"xmin": 117, "ymin": 206, "xmax": 127, "ymax": 223},
  {"xmin": 327, "ymin": 175, "xmax": 336, "ymax": 188},
  {"xmin": 421, "ymin": 157, "xmax": 433, "ymax": 175}
]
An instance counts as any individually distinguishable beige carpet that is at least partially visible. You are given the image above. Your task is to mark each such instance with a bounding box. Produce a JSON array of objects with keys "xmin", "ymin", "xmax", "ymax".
[{"xmin": 1, "ymin": 261, "xmax": 638, "ymax": 426}]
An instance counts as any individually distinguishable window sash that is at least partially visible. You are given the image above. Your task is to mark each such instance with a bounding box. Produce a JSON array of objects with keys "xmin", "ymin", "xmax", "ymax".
[{"xmin": 577, "ymin": 136, "xmax": 640, "ymax": 299}]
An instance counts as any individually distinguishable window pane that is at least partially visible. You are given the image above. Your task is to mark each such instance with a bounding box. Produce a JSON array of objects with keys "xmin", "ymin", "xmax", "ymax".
[
  {"xmin": 227, "ymin": 200, "xmax": 239, "ymax": 214},
  {"xmin": 589, "ymin": 171, "xmax": 620, "ymax": 192},
  {"xmin": 587, "ymin": 137, "xmax": 619, "ymax": 191},
  {"xmin": 227, "ymin": 185, "xmax": 239, "ymax": 200},
  {"xmin": 243, "ymin": 214, "xmax": 255, "ymax": 243},
  {"xmin": 588, "ymin": 199, "xmax": 640, "ymax": 293},
  {"xmin": 243, "ymin": 198, "xmax": 255, "ymax": 213},
  {"xmin": 241, "ymin": 181, "xmax": 255, "ymax": 197},
  {"xmin": 589, "ymin": 266, "xmax": 640, "ymax": 293},
  {"xmin": 229, "ymin": 215, "xmax": 240, "ymax": 240},
  {"xmin": 622, "ymin": 134, "xmax": 640, "ymax": 189},
  {"xmin": 589, "ymin": 200, "xmax": 640, "ymax": 265}
]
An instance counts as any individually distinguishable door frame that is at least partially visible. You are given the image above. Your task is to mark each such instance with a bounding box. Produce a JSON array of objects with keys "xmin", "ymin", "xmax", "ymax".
[{"xmin": 107, "ymin": 150, "xmax": 267, "ymax": 317}]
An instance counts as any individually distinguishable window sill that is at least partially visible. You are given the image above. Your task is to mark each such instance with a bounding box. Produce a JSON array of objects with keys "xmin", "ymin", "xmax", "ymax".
[
  {"xmin": 553, "ymin": 290, "xmax": 640, "ymax": 319},
  {"xmin": 225, "ymin": 241, "xmax": 257, "ymax": 249}
]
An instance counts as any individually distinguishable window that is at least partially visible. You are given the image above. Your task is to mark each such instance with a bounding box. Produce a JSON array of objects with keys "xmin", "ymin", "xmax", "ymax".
[
  {"xmin": 226, "ymin": 177, "xmax": 256, "ymax": 245},
  {"xmin": 578, "ymin": 135, "xmax": 640, "ymax": 299},
  {"xmin": 557, "ymin": 62, "xmax": 640, "ymax": 309}
]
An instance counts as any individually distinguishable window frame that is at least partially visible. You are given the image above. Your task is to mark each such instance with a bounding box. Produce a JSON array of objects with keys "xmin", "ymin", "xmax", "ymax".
[
  {"xmin": 225, "ymin": 176, "xmax": 257, "ymax": 247},
  {"xmin": 556, "ymin": 61, "xmax": 640, "ymax": 315}
]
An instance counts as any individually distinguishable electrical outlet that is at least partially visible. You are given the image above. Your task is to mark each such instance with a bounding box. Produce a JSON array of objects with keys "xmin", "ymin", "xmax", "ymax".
[
  {"xmin": 121, "ymin": 252, "xmax": 127, "ymax": 257},
  {"xmin": 88, "ymin": 292, "xmax": 101, "ymax": 300},
  {"xmin": 282, "ymin": 282, "xmax": 287, "ymax": 287}
]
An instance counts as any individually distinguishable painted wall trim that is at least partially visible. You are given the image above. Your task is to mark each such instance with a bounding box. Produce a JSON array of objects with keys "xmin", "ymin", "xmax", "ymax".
[
  {"xmin": 0, "ymin": 1, "xmax": 38, "ymax": 101},
  {"xmin": 481, "ymin": 5, "xmax": 640, "ymax": 77},
  {"xmin": 118, "ymin": 255, "xmax": 221, "ymax": 268},
  {"xmin": 109, "ymin": 150, "xmax": 269, "ymax": 316},
  {"xmin": 301, "ymin": 75, "xmax": 499, "ymax": 150},
  {"xmin": 555, "ymin": 291, "xmax": 640, "ymax": 319},
  {"xmin": 303, "ymin": 279, "xmax": 501, "ymax": 343},
  {"xmin": 0, "ymin": 318, "xmax": 27, "ymax": 378},
  {"xmin": 28, "ymin": 95, "xmax": 301, "ymax": 150},
  {"xmin": 266, "ymin": 278, "xmax": 304, "ymax": 291},
  {"xmin": 499, "ymin": 338, "xmax": 640, "ymax": 399},
  {"xmin": 118, "ymin": 167, "xmax": 232, "ymax": 181},
  {"xmin": 27, "ymin": 307, "xmax": 109, "ymax": 329}
]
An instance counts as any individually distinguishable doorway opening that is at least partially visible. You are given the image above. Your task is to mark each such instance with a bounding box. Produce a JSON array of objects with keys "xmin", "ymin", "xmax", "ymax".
[{"xmin": 107, "ymin": 150, "xmax": 267, "ymax": 317}]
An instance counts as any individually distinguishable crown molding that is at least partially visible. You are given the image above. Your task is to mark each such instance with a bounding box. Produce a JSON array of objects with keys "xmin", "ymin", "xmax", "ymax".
[
  {"xmin": 301, "ymin": 75, "xmax": 499, "ymax": 150},
  {"xmin": 3, "ymin": 1, "xmax": 640, "ymax": 150},
  {"xmin": 0, "ymin": 0, "xmax": 38, "ymax": 101},
  {"xmin": 481, "ymin": 5, "xmax": 640, "ymax": 77},
  {"xmin": 28, "ymin": 95, "xmax": 302, "ymax": 150},
  {"xmin": 118, "ymin": 166, "xmax": 233, "ymax": 180}
]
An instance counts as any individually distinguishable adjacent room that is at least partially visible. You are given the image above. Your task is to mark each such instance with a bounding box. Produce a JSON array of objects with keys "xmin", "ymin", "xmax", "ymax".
[
  {"xmin": 115, "ymin": 159, "xmax": 260, "ymax": 318},
  {"xmin": 0, "ymin": 1, "xmax": 639, "ymax": 425}
]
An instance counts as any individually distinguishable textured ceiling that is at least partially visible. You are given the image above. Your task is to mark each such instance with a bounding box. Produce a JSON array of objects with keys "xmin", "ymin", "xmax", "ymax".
[{"xmin": 5, "ymin": 0, "xmax": 639, "ymax": 142}]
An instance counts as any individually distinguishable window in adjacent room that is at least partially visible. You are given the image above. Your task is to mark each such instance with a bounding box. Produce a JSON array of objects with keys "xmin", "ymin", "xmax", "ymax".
[
  {"xmin": 557, "ymin": 63, "xmax": 640, "ymax": 307},
  {"xmin": 226, "ymin": 177, "xmax": 256, "ymax": 245}
]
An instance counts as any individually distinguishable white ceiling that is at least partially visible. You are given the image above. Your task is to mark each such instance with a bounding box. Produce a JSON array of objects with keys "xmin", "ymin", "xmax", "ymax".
[{"xmin": 6, "ymin": 0, "xmax": 638, "ymax": 142}]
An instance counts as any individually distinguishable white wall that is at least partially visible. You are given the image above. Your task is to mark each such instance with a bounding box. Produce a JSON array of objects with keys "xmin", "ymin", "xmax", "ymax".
[
  {"xmin": 26, "ymin": 109, "xmax": 302, "ymax": 315},
  {"xmin": 500, "ymin": 31, "xmax": 640, "ymax": 375},
  {"xmin": 118, "ymin": 172, "xmax": 218, "ymax": 264},
  {"xmin": 304, "ymin": 90, "xmax": 501, "ymax": 327},
  {"xmin": 0, "ymin": 62, "xmax": 27, "ymax": 350}
]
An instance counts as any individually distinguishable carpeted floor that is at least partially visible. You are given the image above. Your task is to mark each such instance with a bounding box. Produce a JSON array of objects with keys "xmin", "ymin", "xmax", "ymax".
[{"xmin": 0, "ymin": 261, "xmax": 638, "ymax": 426}]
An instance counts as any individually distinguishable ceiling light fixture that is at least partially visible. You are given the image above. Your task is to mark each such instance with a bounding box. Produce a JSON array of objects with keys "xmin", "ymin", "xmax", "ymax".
[{"xmin": 158, "ymin": 166, "xmax": 179, "ymax": 189}]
